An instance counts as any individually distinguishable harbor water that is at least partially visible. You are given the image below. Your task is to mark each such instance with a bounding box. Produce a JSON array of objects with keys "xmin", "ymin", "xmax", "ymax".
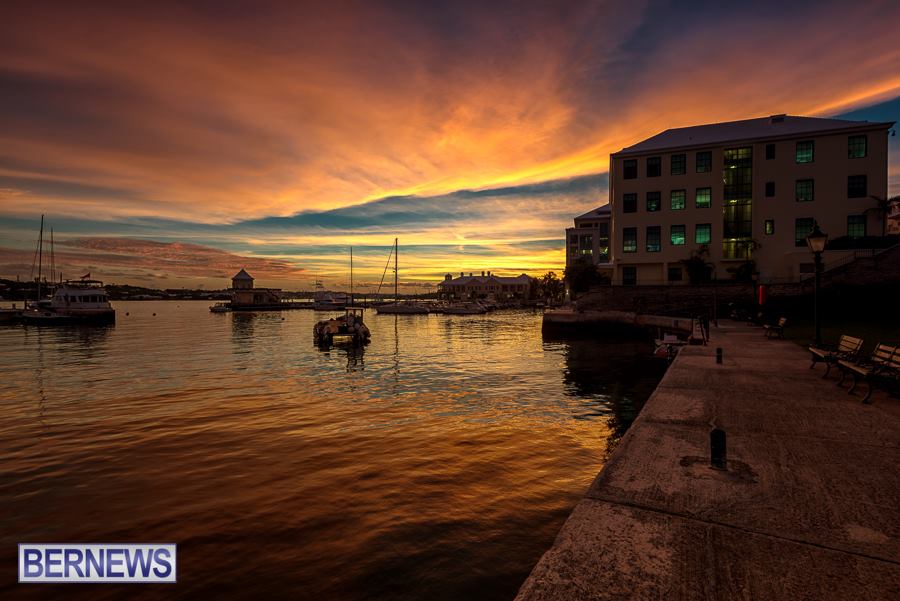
[{"xmin": 0, "ymin": 301, "xmax": 666, "ymax": 600}]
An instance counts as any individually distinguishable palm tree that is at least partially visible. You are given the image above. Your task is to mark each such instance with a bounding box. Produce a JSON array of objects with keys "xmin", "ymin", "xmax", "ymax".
[{"xmin": 867, "ymin": 194, "xmax": 900, "ymax": 237}]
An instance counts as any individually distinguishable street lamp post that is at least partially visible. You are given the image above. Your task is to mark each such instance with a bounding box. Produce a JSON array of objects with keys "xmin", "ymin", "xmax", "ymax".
[{"xmin": 805, "ymin": 224, "xmax": 828, "ymax": 347}]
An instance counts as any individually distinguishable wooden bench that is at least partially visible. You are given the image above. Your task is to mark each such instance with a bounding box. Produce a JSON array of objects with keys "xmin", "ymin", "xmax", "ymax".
[
  {"xmin": 809, "ymin": 335, "xmax": 864, "ymax": 378},
  {"xmin": 764, "ymin": 317, "xmax": 787, "ymax": 339},
  {"xmin": 838, "ymin": 343, "xmax": 900, "ymax": 404}
]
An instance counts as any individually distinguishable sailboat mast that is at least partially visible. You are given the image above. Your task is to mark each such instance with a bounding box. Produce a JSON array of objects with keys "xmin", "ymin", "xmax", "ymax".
[
  {"xmin": 394, "ymin": 238, "xmax": 398, "ymax": 302},
  {"xmin": 37, "ymin": 215, "xmax": 44, "ymax": 301},
  {"xmin": 50, "ymin": 227, "xmax": 56, "ymax": 285},
  {"xmin": 349, "ymin": 246, "xmax": 353, "ymax": 307}
]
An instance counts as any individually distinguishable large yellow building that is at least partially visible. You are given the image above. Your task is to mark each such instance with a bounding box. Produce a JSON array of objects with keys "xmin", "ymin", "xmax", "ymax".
[{"xmin": 569, "ymin": 114, "xmax": 894, "ymax": 285}]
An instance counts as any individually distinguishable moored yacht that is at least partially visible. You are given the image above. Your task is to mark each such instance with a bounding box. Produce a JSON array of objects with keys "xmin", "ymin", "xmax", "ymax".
[{"xmin": 22, "ymin": 278, "xmax": 116, "ymax": 325}]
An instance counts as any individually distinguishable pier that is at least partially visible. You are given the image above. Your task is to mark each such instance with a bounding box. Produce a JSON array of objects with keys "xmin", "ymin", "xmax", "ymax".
[{"xmin": 517, "ymin": 321, "xmax": 900, "ymax": 600}]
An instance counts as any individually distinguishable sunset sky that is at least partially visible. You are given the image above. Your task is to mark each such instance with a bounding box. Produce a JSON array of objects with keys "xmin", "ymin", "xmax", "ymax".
[{"xmin": 1, "ymin": 0, "xmax": 899, "ymax": 291}]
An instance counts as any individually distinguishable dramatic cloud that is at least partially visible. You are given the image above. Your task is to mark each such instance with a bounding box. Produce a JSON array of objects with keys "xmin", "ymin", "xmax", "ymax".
[
  {"xmin": 0, "ymin": 238, "xmax": 303, "ymax": 288},
  {"xmin": 0, "ymin": 0, "xmax": 899, "ymax": 286}
]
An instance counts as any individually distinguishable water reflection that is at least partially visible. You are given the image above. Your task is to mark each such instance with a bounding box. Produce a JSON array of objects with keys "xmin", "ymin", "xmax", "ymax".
[
  {"xmin": 343, "ymin": 344, "xmax": 366, "ymax": 372},
  {"xmin": 0, "ymin": 303, "xmax": 668, "ymax": 601},
  {"xmin": 550, "ymin": 333, "xmax": 667, "ymax": 454}
]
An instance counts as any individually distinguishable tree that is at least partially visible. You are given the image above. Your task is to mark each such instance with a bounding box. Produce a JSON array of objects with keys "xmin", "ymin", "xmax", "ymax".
[
  {"xmin": 533, "ymin": 271, "xmax": 565, "ymax": 302},
  {"xmin": 680, "ymin": 245, "xmax": 713, "ymax": 285},
  {"xmin": 564, "ymin": 256, "xmax": 606, "ymax": 296},
  {"xmin": 867, "ymin": 194, "xmax": 900, "ymax": 237}
]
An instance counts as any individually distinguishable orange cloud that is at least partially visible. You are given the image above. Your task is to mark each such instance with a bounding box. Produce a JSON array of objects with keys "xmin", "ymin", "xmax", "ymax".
[{"xmin": 1, "ymin": 1, "xmax": 897, "ymax": 226}]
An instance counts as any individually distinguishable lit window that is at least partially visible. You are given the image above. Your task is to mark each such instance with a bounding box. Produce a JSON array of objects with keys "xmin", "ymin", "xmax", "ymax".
[
  {"xmin": 579, "ymin": 234, "xmax": 593, "ymax": 255},
  {"xmin": 765, "ymin": 181, "xmax": 775, "ymax": 197},
  {"xmin": 695, "ymin": 187, "xmax": 711, "ymax": 208},
  {"xmin": 646, "ymin": 191, "xmax": 661, "ymax": 212},
  {"xmin": 795, "ymin": 217, "xmax": 814, "ymax": 247},
  {"xmin": 647, "ymin": 157, "xmax": 661, "ymax": 177},
  {"xmin": 670, "ymin": 225, "xmax": 685, "ymax": 245},
  {"xmin": 646, "ymin": 226, "xmax": 661, "ymax": 252},
  {"xmin": 671, "ymin": 154, "xmax": 686, "ymax": 175},
  {"xmin": 847, "ymin": 175, "xmax": 867, "ymax": 198},
  {"xmin": 670, "ymin": 189, "xmax": 686, "ymax": 210},
  {"xmin": 623, "ymin": 159, "xmax": 637, "ymax": 179},
  {"xmin": 765, "ymin": 143, "xmax": 775, "ymax": 160},
  {"xmin": 795, "ymin": 179, "xmax": 814, "ymax": 202},
  {"xmin": 764, "ymin": 219, "xmax": 775, "ymax": 235},
  {"xmin": 696, "ymin": 151, "xmax": 712, "ymax": 173},
  {"xmin": 796, "ymin": 140, "xmax": 814, "ymax": 163},
  {"xmin": 847, "ymin": 215, "xmax": 866, "ymax": 238},
  {"xmin": 623, "ymin": 193, "xmax": 637, "ymax": 213},
  {"xmin": 695, "ymin": 223, "xmax": 711, "ymax": 244},
  {"xmin": 667, "ymin": 266, "xmax": 683, "ymax": 282},
  {"xmin": 848, "ymin": 135, "xmax": 867, "ymax": 159},
  {"xmin": 622, "ymin": 227, "xmax": 637, "ymax": 253}
]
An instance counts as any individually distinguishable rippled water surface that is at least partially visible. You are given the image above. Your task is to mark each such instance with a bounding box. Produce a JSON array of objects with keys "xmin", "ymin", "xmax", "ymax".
[{"xmin": 0, "ymin": 301, "xmax": 666, "ymax": 600}]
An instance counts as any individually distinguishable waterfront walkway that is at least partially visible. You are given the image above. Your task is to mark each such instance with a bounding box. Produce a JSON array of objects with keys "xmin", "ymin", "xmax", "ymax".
[{"xmin": 517, "ymin": 321, "xmax": 900, "ymax": 600}]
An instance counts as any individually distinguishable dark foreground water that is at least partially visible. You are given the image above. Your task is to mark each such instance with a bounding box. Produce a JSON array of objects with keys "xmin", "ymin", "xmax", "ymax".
[{"xmin": 0, "ymin": 302, "xmax": 665, "ymax": 600}]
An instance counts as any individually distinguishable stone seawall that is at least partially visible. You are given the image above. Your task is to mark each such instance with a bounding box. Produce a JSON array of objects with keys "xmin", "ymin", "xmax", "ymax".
[{"xmin": 515, "ymin": 322, "xmax": 900, "ymax": 600}]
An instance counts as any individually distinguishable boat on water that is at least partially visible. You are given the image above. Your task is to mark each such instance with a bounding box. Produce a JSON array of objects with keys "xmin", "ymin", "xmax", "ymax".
[
  {"xmin": 443, "ymin": 302, "xmax": 488, "ymax": 315},
  {"xmin": 313, "ymin": 309, "xmax": 371, "ymax": 346},
  {"xmin": 19, "ymin": 215, "xmax": 116, "ymax": 326},
  {"xmin": 21, "ymin": 278, "xmax": 116, "ymax": 325},
  {"xmin": 209, "ymin": 302, "xmax": 231, "ymax": 313},
  {"xmin": 377, "ymin": 301, "xmax": 429, "ymax": 315},
  {"xmin": 654, "ymin": 333, "xmax": 687, "ymax": 361},
  {"xmin": 375, "ymin": 238, "xmax": 429, "ymax": 315},
  {"xmin": 313, "ymin": 248, "xmax": 371, "ymax": 346},
  {"xmin": 313, "ymin": 292, "xmax": 349, "ymax": 311}
]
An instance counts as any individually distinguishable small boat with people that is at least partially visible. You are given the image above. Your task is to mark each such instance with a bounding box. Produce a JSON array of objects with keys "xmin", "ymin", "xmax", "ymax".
[{"xmin": 313, "ymin": 309, "xmax": 371, "ymax": 346}]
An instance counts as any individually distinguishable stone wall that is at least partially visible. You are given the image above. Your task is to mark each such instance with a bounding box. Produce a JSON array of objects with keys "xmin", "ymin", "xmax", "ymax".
[
  {"xmin": 573, "ymin": 244, "xmax": 900, "ymax": 319},
  {"xmin": 574, "ymin": 283, "xmax": 755, "ymax": 318}
]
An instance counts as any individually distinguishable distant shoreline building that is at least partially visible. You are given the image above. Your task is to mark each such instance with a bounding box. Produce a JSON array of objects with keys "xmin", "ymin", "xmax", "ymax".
[
  {"xmin": 567, "ymin": 114, "xmax": 895, "ymax": 285},
  {"xmin": 438, "ymin": 271, "xmax": 532, "ymax": 301},
  {"xmin": 230, "ymin": 269, "xmax": 282, "ymax": 306}
]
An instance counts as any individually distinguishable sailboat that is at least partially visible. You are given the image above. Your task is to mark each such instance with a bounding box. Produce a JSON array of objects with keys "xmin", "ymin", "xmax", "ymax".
[
  {"xmin": 20, "ymin": 215, "xmax": 116, "ymax": 325},
  {"xmin": 374, "ymin": 239, "xmax": 428, "ymax": 314}
]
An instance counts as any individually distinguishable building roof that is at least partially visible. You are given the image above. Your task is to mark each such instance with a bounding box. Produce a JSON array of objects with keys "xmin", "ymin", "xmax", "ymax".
[
  {"xmin": 232, "ymin": 269, "xmax": 254, "ymax": 280},
  {"xmin": 575, "ymin": 204, "xmax": 610, "ymax": 220},
  {"xmin": 440, "ymin": 273, "xmax": 531, "ymax": 286},
  {"xmin": 613, "ymin": 114, "xmax": 894, "ymax": 157}
]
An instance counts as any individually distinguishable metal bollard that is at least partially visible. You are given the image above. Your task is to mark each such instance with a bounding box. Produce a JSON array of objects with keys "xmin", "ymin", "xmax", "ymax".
[
  {"xmin": 710, "ymin": 428, "xmax": 727, "ymax": 470},
  {"xmin": 716, "ymin": 347, "xmax": 723, "ymax": 364}
]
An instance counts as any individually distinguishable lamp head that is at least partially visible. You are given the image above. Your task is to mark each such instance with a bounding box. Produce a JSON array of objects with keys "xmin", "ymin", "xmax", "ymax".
[{"xmin": 806, "ymin": 224, "xmax": 828, "ymax": 254}]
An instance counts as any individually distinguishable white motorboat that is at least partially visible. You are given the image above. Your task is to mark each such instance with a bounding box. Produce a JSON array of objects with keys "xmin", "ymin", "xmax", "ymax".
[{"xmin": 22, "ymin": 278, "xmax": 116, "ymax": 325}]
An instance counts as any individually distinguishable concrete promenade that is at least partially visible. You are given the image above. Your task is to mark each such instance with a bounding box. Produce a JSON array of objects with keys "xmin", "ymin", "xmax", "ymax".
[{"xmin": 516, "ymin": 321, "xmax": 900, "ymax": 600}]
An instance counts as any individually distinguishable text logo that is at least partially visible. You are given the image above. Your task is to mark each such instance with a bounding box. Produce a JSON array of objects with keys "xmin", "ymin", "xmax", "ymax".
[{"xmin": 19, "ymin": 544, "xmax": 176, "ymax": 583}]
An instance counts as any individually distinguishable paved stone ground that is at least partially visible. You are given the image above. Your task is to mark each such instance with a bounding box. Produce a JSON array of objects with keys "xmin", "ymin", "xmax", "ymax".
[{"xmin": 516, "ymin": 321, "xmax": 900, "ymax": 600}]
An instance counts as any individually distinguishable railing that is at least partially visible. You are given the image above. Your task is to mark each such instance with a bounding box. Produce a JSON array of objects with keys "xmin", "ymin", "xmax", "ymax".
[{"xmin": 799, "ymin": 243, "xmax": 899, "ymax": 281}]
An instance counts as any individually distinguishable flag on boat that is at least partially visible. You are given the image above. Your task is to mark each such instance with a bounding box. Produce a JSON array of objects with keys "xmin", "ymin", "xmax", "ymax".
[{"xmin": 81, "ymin": 272, "xmax": 90, "ymax": 279}]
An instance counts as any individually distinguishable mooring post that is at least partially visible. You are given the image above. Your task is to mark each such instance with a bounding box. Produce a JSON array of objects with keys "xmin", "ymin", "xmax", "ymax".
[
  {"xmin": 716, "ymin": 347, "xmax": 723, "ymax": 364},
  {"xmin": 710, "ymin": 428, "xmax": 727, "ymax": 470}
]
